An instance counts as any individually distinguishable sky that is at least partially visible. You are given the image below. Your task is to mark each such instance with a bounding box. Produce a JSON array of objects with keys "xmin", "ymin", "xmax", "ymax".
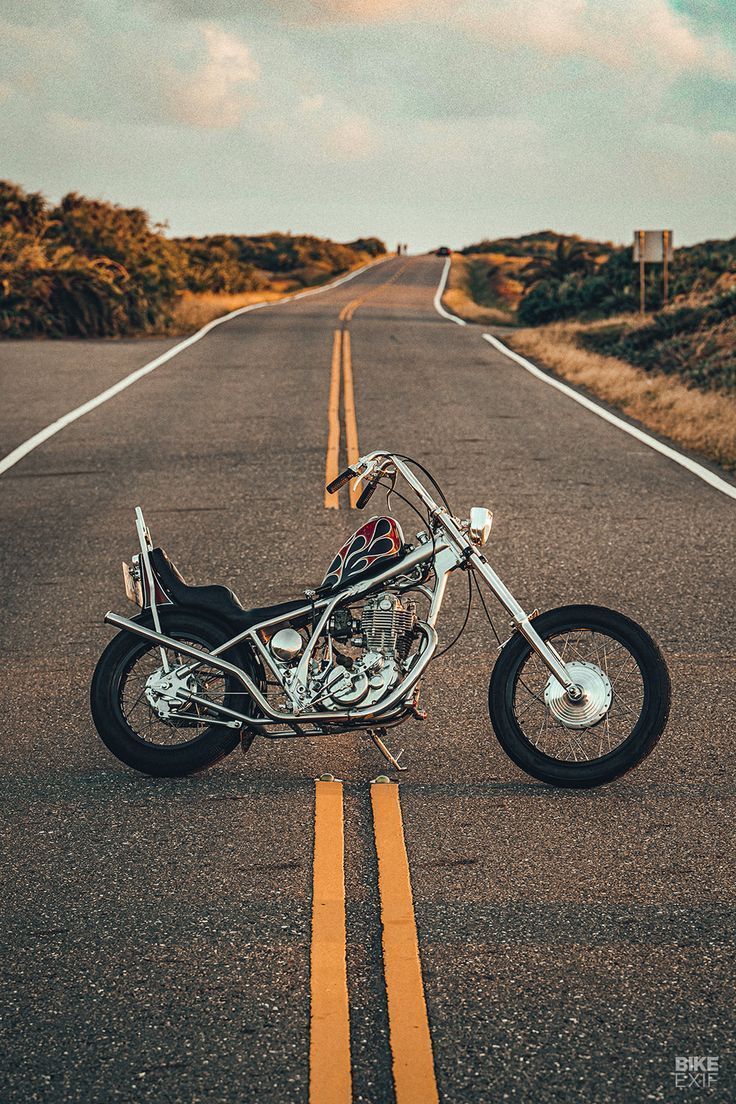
[{"xmin": 1, "ymin": 0, "xmax": 735, "ymax": 251}]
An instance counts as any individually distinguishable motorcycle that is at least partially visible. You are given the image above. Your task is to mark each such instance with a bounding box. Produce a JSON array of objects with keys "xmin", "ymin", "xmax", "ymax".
[{"xmin": 91, "ymin": 450, "xmax": 670, "ymax": 787}]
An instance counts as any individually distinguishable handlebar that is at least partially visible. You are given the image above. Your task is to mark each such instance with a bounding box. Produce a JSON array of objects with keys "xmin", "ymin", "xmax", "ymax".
[
  {"xmin": 326, "ymin": 451, "xmax": 444, "ymax": 526},
  {"xmin": 328, "ymin": 451, "xmax": 479, "ymax": 568},
  {"xmin": 325, "ymin": 466, "xmax": 357, "ymax": 494}
]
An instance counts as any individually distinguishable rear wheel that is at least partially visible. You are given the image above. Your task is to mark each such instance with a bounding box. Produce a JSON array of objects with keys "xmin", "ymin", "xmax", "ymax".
[
  {"xmin": 488, "ymin": 605, "xmax": 670, "ymax": 788},
  {"xmin": 90, "ymin": 611, "xmax": 259, "ymax": 777}
]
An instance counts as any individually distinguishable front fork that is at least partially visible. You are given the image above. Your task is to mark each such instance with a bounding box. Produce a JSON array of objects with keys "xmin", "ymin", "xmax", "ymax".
[{"xmin": 470, "ymin": 551, "xmax": 580, "ymax": 698}]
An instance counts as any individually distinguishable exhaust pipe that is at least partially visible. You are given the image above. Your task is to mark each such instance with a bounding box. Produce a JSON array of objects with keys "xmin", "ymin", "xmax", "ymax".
[{"xmin": 104, "ymin": 612, "xmax": 436, "ymax": 727}]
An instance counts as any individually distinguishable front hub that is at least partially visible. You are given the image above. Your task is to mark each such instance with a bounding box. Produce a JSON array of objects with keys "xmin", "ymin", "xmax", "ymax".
[{"xmin": 544, "ymin": 661, "xmax": 612, "ymax": 729}]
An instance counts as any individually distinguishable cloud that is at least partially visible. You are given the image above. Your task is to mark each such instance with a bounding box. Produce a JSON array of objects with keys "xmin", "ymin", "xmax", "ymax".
[
  {"xmin": 47, "ymin": 110, "xmax": 94, "ymax": 133},
  {"xmin": 268, "ymin": 0, "xmax": 735, "ymax": 80},
  {"xmin": 465, "ymin": 0, "xmax": 736, "ymax": 79},
  {"xmin": 0, "ymin": 13, "xmax": 261, "ymax": 130},
  {"xmin": 324, "ymin": 113, "xmax": 380, "ymax": 158},
  {"xmin": 161, "ymin": 23, "xmax": 259, "ymax": 128},
  {"xmin": 269, "ymin": 0, "xmax": 455, "ymax": 23},
  {"xmin": 0, "ymin": 15, "xmax": 81, "ymax": 87},
  {"xmin": 299, "ymin": 92, "xmax": 326, "ymax": 112},
  {"xmin": 712, "ymin": 128, "xmax": 736, "ymax": 148}
]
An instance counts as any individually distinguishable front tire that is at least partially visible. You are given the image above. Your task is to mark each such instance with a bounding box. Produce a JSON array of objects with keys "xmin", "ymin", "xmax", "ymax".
[
  {"xmin": 91, "ymin": 611, "xmax": 261, "ymax": 777},
  {"xmin": 488, "ymin": 604, "xmax": 670, "ymax": 788}
]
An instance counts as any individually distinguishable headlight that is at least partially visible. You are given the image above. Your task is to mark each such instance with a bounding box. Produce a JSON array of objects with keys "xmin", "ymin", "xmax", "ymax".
[{"xmin": 468, "ymin": 507, "xmax": 493, "ymax": 546}]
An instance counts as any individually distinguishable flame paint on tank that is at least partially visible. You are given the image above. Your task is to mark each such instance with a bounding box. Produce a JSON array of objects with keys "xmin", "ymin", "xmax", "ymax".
[{"xmin": 320, "ymin": 516, "xmax": 404, "ymax": 591}]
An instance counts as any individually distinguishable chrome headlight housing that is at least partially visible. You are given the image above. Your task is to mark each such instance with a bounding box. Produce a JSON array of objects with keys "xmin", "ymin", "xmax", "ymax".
[{"xmin": 468, "ymin": 507, "xmax": 493, "ymax": 546}]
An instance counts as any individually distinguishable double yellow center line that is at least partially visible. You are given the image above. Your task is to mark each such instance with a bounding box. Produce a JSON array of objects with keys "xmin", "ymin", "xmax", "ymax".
[
  {"xmin": 310, "ymin": 781, "xmax": 352, "ymax": 1100},
  {"xmin": 324, "ymin": 328, "xmax": 360, "ymax": 510},
  {"xmin": 324, "ymin": 261, "xmax": 413, "ymax": 510},
  {"xmin": 310, "ymin": 779, "xmax": 439, "ymax": 1104}
]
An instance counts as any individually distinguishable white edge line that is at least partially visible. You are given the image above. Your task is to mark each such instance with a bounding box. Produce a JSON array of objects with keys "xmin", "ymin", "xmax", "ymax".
[
  {"xmin": 482, "ymin": 332, "xmax": 736, "ymax": 502},
  {"xmin": 433, "ymin": 256, "xmax": 466, "ymax": 325},
  {"xmin": 0, "ymin": 256, "xmax": 391, "ymax": 477}
]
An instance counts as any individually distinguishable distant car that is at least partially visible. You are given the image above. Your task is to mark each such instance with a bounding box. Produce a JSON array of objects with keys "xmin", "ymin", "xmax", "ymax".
[{"xmin": 435, "ymin": 246, "xmax": 450, "ymax": 256}]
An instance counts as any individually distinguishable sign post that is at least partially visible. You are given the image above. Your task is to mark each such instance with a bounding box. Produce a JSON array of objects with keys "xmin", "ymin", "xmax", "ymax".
[{"xmin": 633, "ymin": 230, "xmax": 674, "ymax": 315}]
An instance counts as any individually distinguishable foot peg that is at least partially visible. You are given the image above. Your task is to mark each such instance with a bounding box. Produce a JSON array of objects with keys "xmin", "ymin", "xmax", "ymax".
[
  {"xmin": 371, "ymin": 729, "xmax": 407, "ymax": 772},
  {"xmin": 409, "ymin": 689, "xmax": 427, "ymax": 721}
]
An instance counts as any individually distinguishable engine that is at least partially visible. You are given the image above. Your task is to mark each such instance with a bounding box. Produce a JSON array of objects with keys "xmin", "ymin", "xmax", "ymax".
[
  {"xmin": 361, "ymin": 593, "xmax": 417, "ymax": 659},
  {"xmin": 321, "ymin": 592, "xmax": 417, "ymax": 711}
]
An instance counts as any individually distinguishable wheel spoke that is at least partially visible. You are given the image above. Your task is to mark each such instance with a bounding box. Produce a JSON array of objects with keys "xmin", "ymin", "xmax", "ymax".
[
  {"xmin": 513, "ymin": 624, "xmax": 644, "ymax": 765},
  {"xmin": 119, "ymin": 635, "xmax": 231, "ymax": 747}
]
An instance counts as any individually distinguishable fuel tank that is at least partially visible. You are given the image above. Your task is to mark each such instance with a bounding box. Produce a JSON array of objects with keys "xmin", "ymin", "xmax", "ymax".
[{"xmin": 320, "ymin": 516, "xmax": 405, "ymax": 592}]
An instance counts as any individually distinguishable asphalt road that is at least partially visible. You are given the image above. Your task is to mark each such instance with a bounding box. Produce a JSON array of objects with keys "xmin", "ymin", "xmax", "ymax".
[{"xmin": 1, "ymin": 255, "xmax": 734, "ymax": 1103}]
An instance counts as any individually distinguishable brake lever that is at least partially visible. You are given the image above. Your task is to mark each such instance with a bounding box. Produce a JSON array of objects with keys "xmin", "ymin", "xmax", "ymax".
[{"xmin": 352, "ymin": 460, "xmax": 376, "ymax": 490}]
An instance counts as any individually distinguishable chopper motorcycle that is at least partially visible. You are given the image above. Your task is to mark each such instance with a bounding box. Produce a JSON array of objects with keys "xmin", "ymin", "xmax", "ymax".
[{"xmin": 90, "ymin": 450, "xmax": 670, "ymax": 787}]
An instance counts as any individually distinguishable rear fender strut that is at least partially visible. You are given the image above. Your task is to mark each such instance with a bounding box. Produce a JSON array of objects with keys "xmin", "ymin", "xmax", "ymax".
[{"xmin": 104, "ymin": 611, "xmax": 274, "ymax": 715}]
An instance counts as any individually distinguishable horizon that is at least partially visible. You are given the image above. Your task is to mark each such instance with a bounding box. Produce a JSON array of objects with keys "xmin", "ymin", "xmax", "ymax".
[
  {"xmin": 10, "ymin": 186, "xmax": 734, "ymax": 253},
  {"xmin": 2, "ymin": 2, "xmax": 735, "ymax": 252}
]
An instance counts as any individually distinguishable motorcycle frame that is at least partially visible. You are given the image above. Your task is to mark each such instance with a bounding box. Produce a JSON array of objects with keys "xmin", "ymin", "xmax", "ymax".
[{"xmin": 105, "ymin": 451, "xmax": 575, "ymax": 738}]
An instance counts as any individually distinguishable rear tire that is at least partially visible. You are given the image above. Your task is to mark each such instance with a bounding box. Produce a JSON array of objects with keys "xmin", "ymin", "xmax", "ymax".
[
  {"xmin": 90, "ymin": 611, "xmax": 260, "ymax": 777},
  {"xmin": 488, "ymin": 605, "xmax": 670, "ymax": 788}
]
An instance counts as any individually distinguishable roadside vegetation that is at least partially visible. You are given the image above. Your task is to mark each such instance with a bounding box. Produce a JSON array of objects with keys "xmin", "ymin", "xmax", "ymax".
[
  {"xmin": 512, "ymin": 319, "xmax": 736, "ymax": 471},
  {"xmin": 169, "ymin": 290, "xmax": 286, "ymax": 333},
  {"xmin": 446, "ymin": 230, "xmax": 736, "ymax": 470},
  {"xmin": 0, "ymin": 180, "xmax": 385, "ymax": 338},
  {"xmin": 442, "ymin": 252, "xmax": 520, "ymax": 325}
]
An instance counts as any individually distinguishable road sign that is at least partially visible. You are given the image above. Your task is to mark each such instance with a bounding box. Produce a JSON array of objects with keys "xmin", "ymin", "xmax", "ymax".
[
  {"xmin": 633, "ymin": 230, "xmax": 674, "ymax": 263},
  {"xmin": 633, "ymin": 229, "xmax": 674, "ymax": 312}
]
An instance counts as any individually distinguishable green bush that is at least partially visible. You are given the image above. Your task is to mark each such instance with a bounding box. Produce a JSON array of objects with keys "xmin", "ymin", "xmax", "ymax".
[
  {"xmin": 516, "ymin": 249, "xmax": 649, "ymax": 324},
  {"xmin": 0, "ymin": 251, "xmax": 133, "ymax": 338},
  {"xmin": 518, "ymin": 240, "xmax": 736, "ymax": 326},
  {"xmin": 177, "ymin": 237, "xmax": 263, "ymax": 294},
  {"xmin": 346, "ymin": 237, "xmax": 385, "ymax": 257},
  {"xmin": 0, "ymin": 180, "xmax": 386, "ymax": 337},
  {"xmin": 463, "ymin": 230, "xmax": 736, "ymax": 327},
  {"xmin": 0, "ymin": 183, "xmax": 182, "ymax": 336},
  {"xmin": 579, "ymin": 290, "xmax": 736, "ymax": 392},
  {"xmin": 461, "ymin": 230, "xmax": 606, "ymax": 258}
]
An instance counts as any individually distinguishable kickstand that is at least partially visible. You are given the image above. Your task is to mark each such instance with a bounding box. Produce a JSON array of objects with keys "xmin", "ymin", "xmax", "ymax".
[{"xmin": 371, "ymin": 729, "xmax": 407, "ymax": 772}]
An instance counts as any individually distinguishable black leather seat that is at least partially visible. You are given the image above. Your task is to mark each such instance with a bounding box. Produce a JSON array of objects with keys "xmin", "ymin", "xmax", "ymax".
[{"xmin": 149, "ymin": 548, "xmax": 310, "ymax": 632}]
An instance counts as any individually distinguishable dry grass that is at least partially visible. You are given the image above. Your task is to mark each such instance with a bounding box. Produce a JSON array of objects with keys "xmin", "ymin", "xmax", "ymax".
[
  {"xmin": 468, "ymin": 251, "xmax": 526, "ymax": 307},
  {"xmin": 443, "ymin": 254, "xmax": 515, "ymax": 325},
  {"xmin": 165, "ymin": 254, "xmax": 385, "ymax": 335},
  {"xmin": 167, "ymin": 289, "xmax": 290, "ymax": 334},
  {"xmin": 512, "ymin": 320, "xmax": 736, "ymax": 472}
]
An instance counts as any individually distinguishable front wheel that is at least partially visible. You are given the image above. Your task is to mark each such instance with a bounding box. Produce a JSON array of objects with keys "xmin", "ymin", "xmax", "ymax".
[{"xmin": 488, "ymin": 605, "xmax": 670, "ymax": 788}]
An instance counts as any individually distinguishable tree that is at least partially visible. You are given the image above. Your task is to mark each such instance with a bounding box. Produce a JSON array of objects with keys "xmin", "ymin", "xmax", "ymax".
[
  {"xmin": 521, "ymin": 239, "xmax": 595, "ymax": 286},
  {"xmin": 0, "ymin": 180, "xmax": 47, "ymax": 236}
]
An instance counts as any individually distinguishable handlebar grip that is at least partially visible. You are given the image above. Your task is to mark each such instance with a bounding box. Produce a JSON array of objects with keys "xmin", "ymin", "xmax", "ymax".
[
  {"xmin": 355, "ymin": 478, "xmax": 379, "ymax": 510},
  {"xmin": 326, "ymin": 466, "xmax": 357, "ymax": 494}
]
